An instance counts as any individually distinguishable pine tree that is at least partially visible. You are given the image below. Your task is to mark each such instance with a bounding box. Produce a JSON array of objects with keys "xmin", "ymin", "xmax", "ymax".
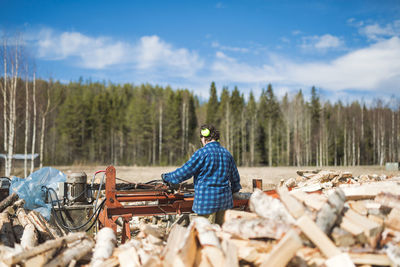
[
  {"xmin": 310, "ymin": 86, "xmax": 321, "ymax": 165},
  {"xmin": 206, "ymin": 82, "xmax": 219, "ymax": 126}
]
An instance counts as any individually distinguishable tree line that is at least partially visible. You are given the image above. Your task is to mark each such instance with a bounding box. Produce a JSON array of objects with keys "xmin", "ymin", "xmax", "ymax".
[
  {"xmin": 206, "ymin": 82, "xmax": 399, "ymax": 167},
  {"xmin": 1, "ymin": 36, "xmax": 399, "ymax": 176}
]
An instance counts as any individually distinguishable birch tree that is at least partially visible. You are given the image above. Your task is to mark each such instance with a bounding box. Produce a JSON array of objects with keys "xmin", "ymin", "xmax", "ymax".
[{"xmin": 1, "ymin": 35, "xmax": 21, "ymax": 176}]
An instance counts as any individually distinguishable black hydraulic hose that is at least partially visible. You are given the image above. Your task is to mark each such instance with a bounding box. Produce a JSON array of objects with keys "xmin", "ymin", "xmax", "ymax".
[{"xmin": 43, "ymin": 186, "xmax": 105, "ymax": 232}]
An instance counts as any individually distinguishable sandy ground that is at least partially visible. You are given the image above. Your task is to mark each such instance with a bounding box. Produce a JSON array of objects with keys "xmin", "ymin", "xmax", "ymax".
[{"xmin": 53, "ymin": 165, "xmax": 400, "ymax": 192}]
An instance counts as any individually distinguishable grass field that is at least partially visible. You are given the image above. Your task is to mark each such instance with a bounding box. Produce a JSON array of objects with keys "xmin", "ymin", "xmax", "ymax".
[{"xmin": 49, "ymin": 165, "xmax": 400, "ymax": 192}]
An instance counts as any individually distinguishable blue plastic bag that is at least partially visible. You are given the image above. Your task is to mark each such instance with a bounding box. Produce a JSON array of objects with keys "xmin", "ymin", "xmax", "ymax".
[{"xmin": 10, "ymin": 167, "xmax": 67, "ymax": 220}]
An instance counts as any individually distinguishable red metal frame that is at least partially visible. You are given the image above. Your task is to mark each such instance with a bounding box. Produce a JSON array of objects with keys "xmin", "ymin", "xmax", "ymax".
[{"xmin": 98, "ymin": 166, "xmax": 248, "ymax": 242}]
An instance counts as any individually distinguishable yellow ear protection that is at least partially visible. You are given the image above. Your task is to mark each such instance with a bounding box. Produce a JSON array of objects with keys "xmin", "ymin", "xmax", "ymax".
[{"xmin": 201, "ymin": 128, "xmax": 210, "ymax": 137}]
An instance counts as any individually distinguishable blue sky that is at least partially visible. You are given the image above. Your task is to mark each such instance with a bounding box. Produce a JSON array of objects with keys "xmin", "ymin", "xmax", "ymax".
[{"xmin": 1, "ymin": 0, "xmax": 400, "ymax": 102}]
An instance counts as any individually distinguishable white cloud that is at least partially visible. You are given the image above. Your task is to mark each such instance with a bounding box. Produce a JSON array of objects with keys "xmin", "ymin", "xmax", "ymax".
[
  {"xmin": 301, "ymin": 34, "xmax": 344, "ymax": 50},
  {"xmin": 211, "ymin": 51, "xmax": 284, "ymax": 83},
  {"xmin": 211, "ymin": 41, "xmax": 249, "ymax": 53},
  {"xmin": 359, "ymin": 20, "xmax": 400, "ymax": 41},
  {"xmin": 211, "ymin": 37, "xmax": 400, "ymax": 94},
  {"xmin": 33, "ymin": 29, "xmax": 203, "ymax": 77},
  {"xmin": 136, "ymin": 35, "xmax": 203, "ymax": 76},
  {"xmin": 36, "ymin": 29, "xmax": 129, "ymax": 68},
  {"xmin": 292, "ymin": 30, "xmax": 302, "ymax": 36},
  {"xmin": 28, "ymin": 27, "xmax": 400, "ymax": 98}
]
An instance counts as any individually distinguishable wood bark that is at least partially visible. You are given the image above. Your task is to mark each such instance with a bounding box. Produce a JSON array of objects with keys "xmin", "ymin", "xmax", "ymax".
[
  {"xmin": 24, "ymin": 72, "xmax": 30, "ymax": 178},
  {"xmin": 249, "ymin": 189, "xmax": 294, "ymax": 224},
  {"xmin": 90, "ymin": 227, "xmax": 117, "ymax": 267},
  {"xmin": 39, "ymin": 83, "xmax": 51, "ymax": 168},
  {"xmin": 3, "ymin": 232, "xmax": 87, "ymax": 265},
  {"xmin": 222, "ymin": 217, "xmax": 290, "ymax": 240},
  {"xmin": 21, "ymin": 223, "xmax": 38, "ymax": 250},
  {"xmin": 0, "ymin": 212, "xmax": 16, "ymax": 247},
  {"xmin": 4, "ymin": 37, "xmax": 20, "ymax": 177},
  {"xmin": 31, "ymin": 72, "xmax": 37, "ymax": 173},
  {"xmin": 28, "ymin": 211, "xmax": 61, "ymax": 240},
  {"xmin": 23, "ymin": 248, "xmax": 58, "ymax": 267},
  {"xmin": 44, "ymin": 237, "xmax": 94, "ymax": 267},
  {"xmin": 158, "ymin": 105, "xmax": 162, "ymax": 164},
  {"xmin": 0, "ymin": 192, "xmax": 19, "ymax": 212},
  {"xmin": 2, "ymin": 38, "xmax": 7, "ymax": 155},
  {"xmin": 315, "ymin": 188, "xmax": 346, "ymax": 234}
]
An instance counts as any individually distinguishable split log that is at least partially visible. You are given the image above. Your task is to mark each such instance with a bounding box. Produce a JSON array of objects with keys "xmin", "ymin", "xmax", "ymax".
[
  {"xmin": 385, "ymin": 243, "xmax": 400, "ymax": 266},
  {"xmin": 325, "ymin": 253, "xmax": 355, "ymax": 267},
  {"xmin": 367, "ymin": 214, "xmax": 384, "ymax": 227},
  {"xmin": 193, "ymin": 217, "xmax": 225, "ymax": 267},
  {"xmin": 16, "ymin": 207, "xmax": 39, "ymax": 250},
  {"xmin": 222, "ymin": 217, "xmax": 290, "ymax": 240},
  {"xmin": 340, "ymin": 217, "xmax": 368, "ymax": 244},
  {"xmin": 375, "ymin": 192, "xmax": 400, "ymax": 209},
  {"xmin": 23, "ymin": 248, "xmax": 58, "ymax": 267},
  {"xmin": 297, "ymin": 215, "xmax": 355, "ymax": 267},
  {"xmin": 290, "ymin": 190, "xmax": 327, "ymax": 211},
  {"xmin": 16, "ymin": 208, "xmax": 31, "ymax": 227},
  {"xmin": 348, "ymin": 200, "xmax": 368, "ymax": 216},
  {"xmin": 28, "ymin": 210, "xmax": 63, "ymax": 240},
  {"xmin": 295, "ymin": 247, "xmax": 325, "ymax": 267},
  {"xmin": 11, "ymin": 199, "xmax": 25, "ymax": 212},
  {"xmin": 293, "ymin": 183, "xmax": 322, "ymax": 192},
  {"xmin": 0, "ymin": 212, "xmax": 16, "ymax": 247},
  {"xmin": 118, "ymin": 246, "xmax": 140, "ymax": 267},
  {"xmin": 349, "ymin": 253, "xmax": 393, "ymax": 266},
  {"xmin": 343, "ymin": 208, "xmax": 382, "ymax": 247},
  {"xmin": 97, "ymin": 257, "xmax": 119, "ymax": 267},
  {"xmin": 296, "ymin": 215, "xmax": 341, "ymax": 258},
  {"xmin": 310, "ymin": 170, "xmax": 339, "ymax": 183},
  {"xmin": 223, "ymin": 209, "xmax": 258, "ymax": 222},
  {"xmin": 163, "ymin": 224, "xmax": 197, "ymax": 267},
  {"xmin": 0, "ymin": 193, "xmax": 19, "ymax": 212},
  {"xmin": 365, "ymin": 201, "xmax": 382, "ymax": 216},
  {"xmin": 277, "ymin": 186, "xmax": 305, "ymax": 219},
  {"xmin": 227, "ymin": 238, "xmax": 272, "ymax": 263},
  {"xmin": 44, "ymin": 237, "xmax": 94, "ymax": 267},
  {"xmin": 386, "ymin": 207, "xmax": 400, "ymax": 231},
  {"xmin": 3, "ymin": 232, "xmax": 87, "ymax": 265},
  {"xmin": 249, "ymin": 188, "xmax": 295, "ymax": 224},
  {"xmin": 142, "ymin": 256, "xmax": 163, "ymax": 267},
  {"xmin": 139, "ymin": 223, "xmax": 164, "ymax": 239},
  {"xmin": 196, "ymin": 246, "xmax": 225, "ymax": 267},
  {"xmin": 90, "ymin": 227, "xmax": 117, "ymax": 267},
  {"xmin": 331, "ymin": 227, "xmax": 355, "ymax": 247},
  {"xmin": 296, "ymin": 170, "xmax": 319, "ymax": 176},
  {"xmin": 338, "ymin": 181, "xmax": 400, "ymax": 200},
  {"xmin": 20, "ymin": 223, "xmax": 38, "ymax": 250},
  {"xmin": 221, "ymin": 239, "xmax": 239, "ymax": 267},
  {"xmin": 284, "ymin": 178, "xmax": 296, "ymax": 188},
  {"xmin": 315, "ymin": 188, "xmax": 345, "ymax": 234},
  {"xmin": 259, "ymin": 229, "xmax": 303, "ymax": 267}
]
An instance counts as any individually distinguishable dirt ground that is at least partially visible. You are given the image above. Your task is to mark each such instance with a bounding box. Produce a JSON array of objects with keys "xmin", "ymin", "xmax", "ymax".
[{"xmin": 53, "ymin": 165, "xmax": 400, "ymax": 192}]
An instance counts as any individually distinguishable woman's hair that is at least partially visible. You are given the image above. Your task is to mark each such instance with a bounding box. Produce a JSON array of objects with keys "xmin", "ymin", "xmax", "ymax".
[{"xmin": 200, "ymin": 124, "xmax": 220, "ymax": 142}]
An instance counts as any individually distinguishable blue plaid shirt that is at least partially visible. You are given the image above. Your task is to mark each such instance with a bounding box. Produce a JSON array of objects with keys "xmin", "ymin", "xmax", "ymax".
[{"xmin": 163, "ymin": 141, "xmax": 241, "ymax": 215}]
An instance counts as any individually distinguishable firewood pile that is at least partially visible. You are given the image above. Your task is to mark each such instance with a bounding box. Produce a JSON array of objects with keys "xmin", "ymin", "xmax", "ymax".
[{"xmin": 0, "ymin": 170, "xmax": 399, "ymax": 266}]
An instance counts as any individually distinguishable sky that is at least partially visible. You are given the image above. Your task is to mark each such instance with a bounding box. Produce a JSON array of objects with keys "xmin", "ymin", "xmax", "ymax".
[{"xmin": 1, "ymin": 0, "xmax": 400, "ymax": 103}]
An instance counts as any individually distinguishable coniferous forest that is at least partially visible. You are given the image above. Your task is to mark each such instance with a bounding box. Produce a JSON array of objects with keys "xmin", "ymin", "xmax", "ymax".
[{"xmin": 1, "ymin": 77, "xmax": 399, "ymax": 171}]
